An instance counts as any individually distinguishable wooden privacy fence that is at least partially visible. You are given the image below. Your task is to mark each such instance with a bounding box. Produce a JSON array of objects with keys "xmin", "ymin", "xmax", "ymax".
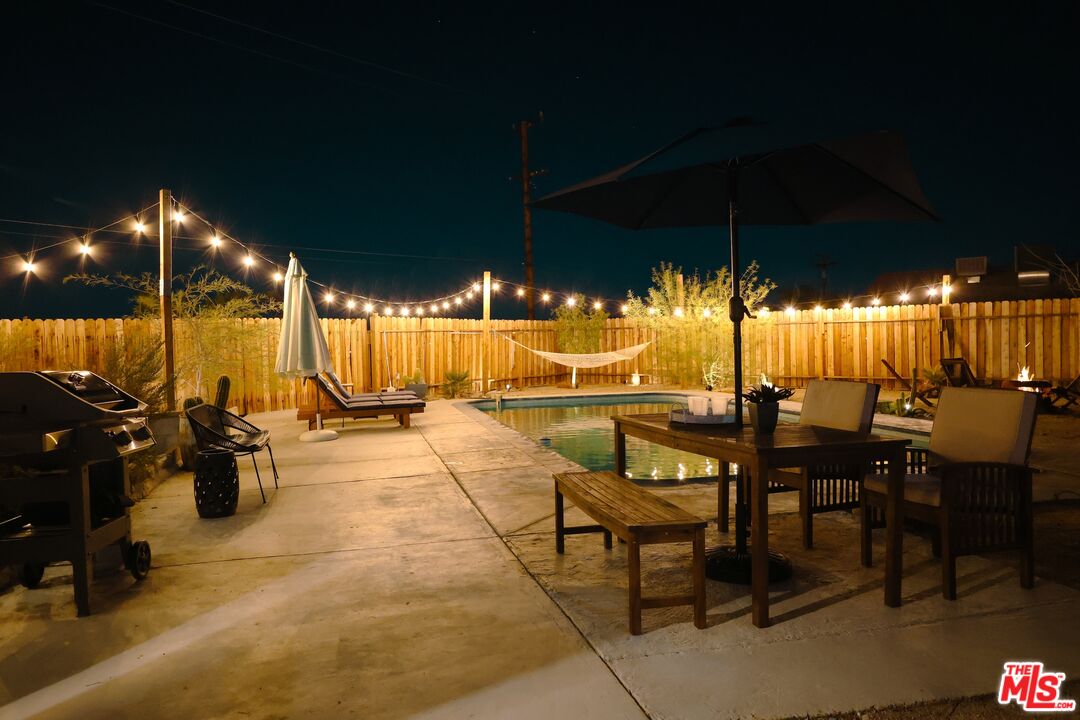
[{"xmin": 1, "ymin": 297, "xmax": 1077, "ymax": 412}]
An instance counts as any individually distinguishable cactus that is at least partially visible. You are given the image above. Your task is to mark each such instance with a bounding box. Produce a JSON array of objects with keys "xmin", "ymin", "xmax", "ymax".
[
  {"xmin": 182, "ymin": 396, "xmax": 203, "ymax": 410},
  {"xmin": 214, "ymin": 375, "xmax": 231, "ymax": 408}
]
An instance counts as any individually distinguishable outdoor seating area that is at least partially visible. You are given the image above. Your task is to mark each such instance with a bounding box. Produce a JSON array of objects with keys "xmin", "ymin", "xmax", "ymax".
[{"xmin": 2, "ymin": 388, "xmax": 1078, "ymax": 719}]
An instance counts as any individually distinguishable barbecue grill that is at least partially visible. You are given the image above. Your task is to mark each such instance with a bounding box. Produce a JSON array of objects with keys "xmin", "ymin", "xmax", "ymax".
[{"xmin": 0, "ymin": 370, "xmax": 156, "ymax": 616}]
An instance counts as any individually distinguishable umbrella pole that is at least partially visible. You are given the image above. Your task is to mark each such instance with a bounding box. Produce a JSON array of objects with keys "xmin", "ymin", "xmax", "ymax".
[{"xmin": 727, "ymin": 165, "xmax": 744, "ymax": 428}]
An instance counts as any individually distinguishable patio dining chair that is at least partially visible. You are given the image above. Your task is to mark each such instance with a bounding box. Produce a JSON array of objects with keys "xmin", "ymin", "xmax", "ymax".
[
  {"xmin": 761, "ymin": 380, "xmax": 880, "ymax": 549},
  {"xmin": 861, "ymin": 387, "xmax": 1038, "ymax": 599},
  {"xmin": 1051, "ymin": 373, "xmax": 1080, "ymax": 410},
  {"xmin": 185, "ymin": 403, "xmax": 279, "ymax": 503}
]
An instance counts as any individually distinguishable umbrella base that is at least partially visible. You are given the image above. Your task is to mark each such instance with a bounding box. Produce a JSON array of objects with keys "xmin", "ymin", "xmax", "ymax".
[
  {"xmin": 704, "ymin": 545, "xmax": 793, "ymax": 585},
  {"xmin": 299, "ymin": 429, "xmax": 339, "ymax": 443}
]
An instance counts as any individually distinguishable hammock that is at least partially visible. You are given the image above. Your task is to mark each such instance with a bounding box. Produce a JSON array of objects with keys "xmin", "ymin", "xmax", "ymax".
[{"xmin": 502, "ymin": 335, "xmax": 650, "ymax": 368}]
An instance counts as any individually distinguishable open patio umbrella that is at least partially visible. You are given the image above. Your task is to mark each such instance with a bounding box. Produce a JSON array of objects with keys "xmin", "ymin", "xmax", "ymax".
[
  {"xmin": 532, "ymin": 119, "xmax": 940, "ymax": 424},
  {"xmin": 275, "ymin": 253, "xmax": 338, "ymax": 442}
]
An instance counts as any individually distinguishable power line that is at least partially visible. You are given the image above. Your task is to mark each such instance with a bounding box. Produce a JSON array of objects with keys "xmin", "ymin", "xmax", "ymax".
[{"xmin": 161, "ymin": 0, "xmax": 455, "ymax": 92}]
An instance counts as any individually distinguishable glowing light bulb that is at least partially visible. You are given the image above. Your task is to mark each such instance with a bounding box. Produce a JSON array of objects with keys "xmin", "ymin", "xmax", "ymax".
[
  {"xmin": 492, "ymin": 282, "xmax": 501, "ymax": 292},
  {"xmin": 871, "ymin": 297, "xmax": 881, "ymax": 306},
  {"xmin": 430, "ymin": 304, "xmax": 438, "ymax": 313},
  {"xmin": 759, "ymin": 306, "xmax": 770, "ymax": 315},
  {"xmin": 472, "ymin": 283, "xmax": 480, "ymax": 292},
  {"xmin": 78, "ymin": 243, "xmax": 92, "ymax": 256},
  {"xmin": 516, "ymin": 287, "xmax": 525, "ymax": 297},
  {"xmin": 541, "ymin": 292, "xmax": 551, "ymax": 303},
  {"xmin": 842, "ymin": 301, "xmax": 852, "ymax": 310},
  {"xmin": 814, "ymin": 304, "xmax": 823, "ymax": 312},
  {"xmin": 134, "ymin": 221, "xmax": 146, "ymax": 233},
  {"xmin": 899, "ymin": 291, "xmax": 910, "ymax": 303},
  {"xmin": 210, "ymin": 235, "xmax": 222, "ymax": 247},
  {"xmin": 242, "ymin": 255, "xmax": 255, "ymax": 267},
  {"xmin": 384, "ymin": 306, "xmax": 393, "ymax": 316},
  {"xmin": 401, "ymin": 306, "xmax": 410, "ymax": 316},
  {"xmin": 173, "ymin": 210, "xmax": 184, "ymax": 223},
  {"xmin": 593, "ymin": 301, "xmax": 602, "ymax": 310},
  {"xmin": 443, "ymin": 301, "xmax": 451, "ymax": 309},
  {"xmin": 454, "ymin": 297, "xmax": 463, "ymax": 306},
  {"xmin": 647, "ymin": 307, "xmax": 657, "ymax": 315},
  {"xmin": 364, "ymin": 303, "xmax": 374, "ymax": 313},
  {"xmin": 928, "ymin": 287, "xmax": 938, "ymax": 297},
  {"xmin": 346, "ymin": 299, "xmax": 356, "ymax": 310},
  {"xmin": 272, "ymin": 271, "xmax": 283, "ymax": 283},
  {"xmin": 673, "ymin": 306, "xmax": 684, "ymax": 317},
  {"xmin": 702, "ymin": 308, "xmax": 712, "ymax": 318},
  {"xmin": 323, "ymin": 292, "xmax": 334, "ymax": 303},
  {"xmin": 416, "ymin": 306, "xmax": 424, "ymax": 316},
  {"xmin": 21, "ymin": 259, "xmax": 36, "ymax": 273},
  {"xmin": 620, "ymin": 304, "xmax": 629, "ymax": 314},
  {"xmin": 466, "ymin": 291, "xmax": 473, "ymax": 299},
  {"xmin": 785, "ymin": 305, "xmax": 796, "ymax": 317},
  {"xmin": 566, "ymin": 297, "xmax": 576, "ymax": 307}
]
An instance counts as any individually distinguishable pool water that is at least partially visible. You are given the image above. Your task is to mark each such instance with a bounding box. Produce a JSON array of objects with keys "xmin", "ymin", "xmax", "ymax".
[{"xmin": 476, "ymin": 393, "xmax": 928, "ymax": 484}]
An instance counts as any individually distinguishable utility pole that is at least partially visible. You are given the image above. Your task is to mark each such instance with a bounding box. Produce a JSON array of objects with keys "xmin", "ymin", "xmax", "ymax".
[
  {"xmin": 159, "ymin": 188, "xmax": 176, "ymax": 411},
  {"xmin": 516, "ymin": 114, "xmax": 545, "ymax": 319},
  {"xmin": 814, "ymin": 253, "xmax": 837, "ymax": 298}
]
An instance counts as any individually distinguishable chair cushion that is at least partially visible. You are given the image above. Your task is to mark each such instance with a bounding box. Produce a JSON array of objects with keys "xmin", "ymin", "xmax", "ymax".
[
  {"xmin": 864, "ymin": 473, "xmax": 941, "ymax": 507},
  {"xmin": 800, "ymin": 380, "xmax": 878, "ymax": 433},
  {"xmin": 930, "ymin": 387, "xmax": 1037, "ymax": 465}
]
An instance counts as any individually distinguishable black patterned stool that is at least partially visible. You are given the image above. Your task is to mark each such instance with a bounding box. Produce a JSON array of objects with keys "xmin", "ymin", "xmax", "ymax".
[{"xmin": 194, "ymin": 449, "xmax": 239, "ymax": 518}]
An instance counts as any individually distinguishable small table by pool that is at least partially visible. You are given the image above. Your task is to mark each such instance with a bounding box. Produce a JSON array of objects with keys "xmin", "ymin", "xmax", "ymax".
[{"xmin": 612, "ymin": 413, "xmax": 910, "ymax": 628}]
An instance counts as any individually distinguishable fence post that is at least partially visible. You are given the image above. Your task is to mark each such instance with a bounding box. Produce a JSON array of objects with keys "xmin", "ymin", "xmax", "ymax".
[
  {"xmin": 482, "ymin": 270, "xmax": 491, "ymax": 393},
  {"xmin": 159, "ymin": 188, "xmax": 176, "ymax": 411}
]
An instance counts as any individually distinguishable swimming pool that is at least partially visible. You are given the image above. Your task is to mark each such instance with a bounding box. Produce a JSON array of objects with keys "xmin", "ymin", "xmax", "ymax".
[{"xmin": 475, "ymin": 393, "xmax": 928, "ymax": 484}]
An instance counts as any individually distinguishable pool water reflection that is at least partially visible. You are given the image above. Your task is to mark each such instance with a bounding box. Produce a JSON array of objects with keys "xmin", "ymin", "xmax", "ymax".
[{"xmin": 477, "ymin": 393, "xmax": 927, "ymax": 484}]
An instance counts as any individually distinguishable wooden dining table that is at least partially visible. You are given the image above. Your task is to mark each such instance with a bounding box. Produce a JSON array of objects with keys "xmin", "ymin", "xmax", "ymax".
[{"xmin": 612, "ymin": 413, "xmax": 910, "ymax": 628}]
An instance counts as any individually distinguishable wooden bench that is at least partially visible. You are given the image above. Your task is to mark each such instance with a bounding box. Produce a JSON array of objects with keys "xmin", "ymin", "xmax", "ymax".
[{"xmin": 553, "ymin": 470, "xmax": 707, "ymax": 635}]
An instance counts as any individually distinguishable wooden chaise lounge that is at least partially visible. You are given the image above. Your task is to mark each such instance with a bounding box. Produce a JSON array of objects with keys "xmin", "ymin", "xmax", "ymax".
[{"xmin": 297, "ymin": 374, "xmax": 425, "ymax": 429}]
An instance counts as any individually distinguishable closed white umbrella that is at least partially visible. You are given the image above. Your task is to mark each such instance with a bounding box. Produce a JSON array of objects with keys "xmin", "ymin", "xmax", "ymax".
[{"xmin": 275, "ymin": 253, "xmax": 338, "ymax": 442}]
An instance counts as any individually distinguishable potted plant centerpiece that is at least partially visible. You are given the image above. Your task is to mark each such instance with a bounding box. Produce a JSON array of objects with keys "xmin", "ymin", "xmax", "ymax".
[{"xmin": 742, "ymin": 375, "xmax": 794, "ymax": 434}]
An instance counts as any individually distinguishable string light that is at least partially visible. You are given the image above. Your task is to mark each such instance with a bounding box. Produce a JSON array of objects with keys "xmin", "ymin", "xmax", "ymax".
[
  {"xmin": 364, "ymin": 303, "xmax": 374, "ymax": 313},
  {"xmin": 272, "ymin": 271, "xmax": 283, "ymax": 283},
  {"xmin": 210, "ymin": 235, "xmax": 222, "ymax": 248},
  {"xmin": 346, "ymin": 299, "xmax": 356, "ymax": 310},
  {"xmin": 842, "ymin": 301, "xmax": 852, "ymax": 310},
  {"xmin": 242, "ymin": 255, "xmax": 255, "ymax": 267},
  {"xmin": 647, "ymin": 307, "xmax": 657, "ymax": 315},
  {"xmin": 173, "ymin": 210, "xmax": 185, "ymax": 223},
  {"xmin": 814, "ymin": 304, "xmax": 823, "ymax": 312},
  {"xmin": 673, "ymin": 307, "xmax": 684, "ymax": 317},
  {"xmin": 78, "ymin": 243, "xmax": 92, "ymax": 256},
  {"xmin": 134, "ymin": 221, "xmax": 146, "ymax": 233},
  {"xmin": 516, "ymin": 288, "xmax": 525, "ymax": 297},
  {"xmin": 430, "ymin": 303, "xmax": 438, "ymax": 313},
  {"xmin": 541, "ymin": 292, "xmax": 551, "ymax": 303},
  {"xmin": 593, "ymin": 301, "xmax": 602, "ymax": 310},
  {"xmin": 323, "ymin": 291, "xmax": 334, "ymax": 303},
  {"xmin": 466, "ymin": 290, "xmax": 473, "ymax": 299},
  {"xmin": 492, "ymin": 282, "xmax": 501, "ymax": 292},
  {"xmin": 454, "ymin": 297, "xmax": 463, "ymax": 306},
  {"xmin": 620, "ymin": 304, "xmax": 629, "ymax": 314},
  {"xmin": 871, "ymin": 297, "xmax": 881, "ymax": 306},
  {"xmin": 472, "ymin": 283, "xmax": 480, "ymax": 292},
  {"xmin": 384, "ymin": 306, "xmax": 393, "ymax": 316},
  {"xmin": 400, "ymin": 306, "xmax": 410, "ymax": 316},
  {"xmin": 927, "ymin": 287, "xmax": 938, "ymax": 297},
  {"xmin": 21, "ymin": 259, "xmax": 36, "ymax": 273},
  {"xmin": 416, "ymin": 306, "xmax": 424, "ymax": 316},
  {"xmin": 566, "ymin": 296, "xmax": 576, "ymax": 307},
  {"xmin": 899, "ymin": 291, "xmax": 910, "ymax": 303},
  {"xmin": 785, "ymin": 305, "xmax": 797, "ymax": 317},
  {"xmin": 443, "ymin": 301, "xmax": 451, "ymax": 309},
  {"xmin": 702, "ymin": 308, "xmax": 712, "ymax": 317}
]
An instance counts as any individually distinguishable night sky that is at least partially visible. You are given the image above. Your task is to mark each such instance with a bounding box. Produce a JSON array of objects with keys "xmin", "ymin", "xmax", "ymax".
[{"xmin": 2, "ymin": 2, "xmax": 1077, "ymax": 318}]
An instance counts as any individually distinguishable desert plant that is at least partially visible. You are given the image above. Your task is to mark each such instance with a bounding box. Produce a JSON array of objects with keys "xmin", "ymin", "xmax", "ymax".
[
  {"xmin": 623, "ymin": 262, "xmax": 774, "ymax": 388},
  {"xmin": 214, "ymin": 375, "xmax": 231, "ymax": 408},
  {"xmin": 742, "ymin": 376, "xmax": 795, "ymax": 404},
  {"xmin": 553, "ymin": 295, "xmax": 607, "ymax": 386},
  {"xmin": 66, "ymin": 266, "xmax": 280, "ymax": 404},
  {"xmin": 101, "ymin": 333, "xmax": 171, "ymax": 492},
  {"xmin": 403, "ymin": 368, "xmax": 426, "ymax": 385},
  {"xmin": 442, "ymin": 369, "xmax": 471, "ymax": 398}
]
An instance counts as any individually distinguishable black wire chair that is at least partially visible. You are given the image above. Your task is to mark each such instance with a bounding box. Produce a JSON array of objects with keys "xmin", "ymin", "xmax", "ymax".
[{"xmin": 185, "ymin": 404, "xmax": 279, "ymax": 503}]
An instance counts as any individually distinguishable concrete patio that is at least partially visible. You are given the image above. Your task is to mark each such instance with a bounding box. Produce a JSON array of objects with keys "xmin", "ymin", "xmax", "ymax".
[{"xmin": 1, "ymin": 396, "xmax": 1078, "ymax": 719}]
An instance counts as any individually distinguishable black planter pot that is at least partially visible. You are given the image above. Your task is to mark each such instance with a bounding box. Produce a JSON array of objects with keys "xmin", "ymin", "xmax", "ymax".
[
  {"xmin": 194, "ymin": 449, "xmax": 239, "ymax": 518},
  {"xmin": 748, "ymin": 402, "xmax": 779, "ymax": 434}
]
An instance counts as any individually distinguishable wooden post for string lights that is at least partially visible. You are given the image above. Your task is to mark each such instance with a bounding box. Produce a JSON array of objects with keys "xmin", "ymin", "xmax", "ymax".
[
  {"xmin": 159, "ymin": 188, "xmax": 176, "ymax": 411},
  {"xmin": 482, "ymin": 271, "xmax": 492, "ymax": 393}
]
